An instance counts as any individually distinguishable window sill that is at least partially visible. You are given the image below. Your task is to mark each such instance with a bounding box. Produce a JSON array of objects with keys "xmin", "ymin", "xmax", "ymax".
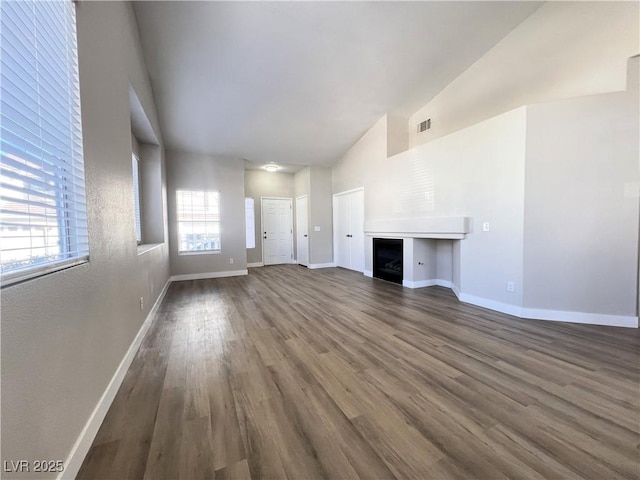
[
  {"xmin": 137, "ymin": 243, "xmax": 164, "ymax": 256},
  {"xmin": 178, "ymin": 250, "xmax": 221, "ymax": 256}
]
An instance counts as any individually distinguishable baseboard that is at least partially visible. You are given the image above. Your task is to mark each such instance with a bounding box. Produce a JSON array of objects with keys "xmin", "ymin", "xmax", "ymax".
[
  {"xmin": 247, "ymin": 262, "xmax": 263, "ymax": 268},
  {"xmin": 364, "ymin": 270, "xmax": 373, "ymax": 278},
  {"xmin": 457, "ymin": 291, "xmax": 638, "ymax": 328},
  {"xmin": 308, "ymin": 263, "xmax": 335, "ymax": 269},
  {"xmin": 60, "ymin": 279, "xmax": 171, "ymax": 480},
  {"xmin": 402, "ymin": 278, "xmax": 455, "ymax": 289},
  {"xmin": 520, "ymin": 308, "xmax": 638, "ymax": 328},
  {"xmin": 435, "ymin": 279, "xmax": 453, "ymax": 289},
  {"xmin": 402, "ymin": 279, "xmax": 437, "ymax": 289},
  {"xmin": 458, "ymin": 292, "xmax": 523, "ymax": 317},
  {"xmin": 170, "ymin": 269, "xmax": 248, "ymax": 282}
]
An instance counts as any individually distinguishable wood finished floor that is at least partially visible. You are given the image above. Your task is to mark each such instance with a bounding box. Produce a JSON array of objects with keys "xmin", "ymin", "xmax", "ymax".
[{"xmin": 78, "ymin": 265, "xmax": 640, "ymax": 480}]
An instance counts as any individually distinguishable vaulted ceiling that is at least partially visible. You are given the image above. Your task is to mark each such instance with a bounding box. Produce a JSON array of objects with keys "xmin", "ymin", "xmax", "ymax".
[{"xmin": 133, "ymin": 1, "xmax": 541, "ymax": 169}]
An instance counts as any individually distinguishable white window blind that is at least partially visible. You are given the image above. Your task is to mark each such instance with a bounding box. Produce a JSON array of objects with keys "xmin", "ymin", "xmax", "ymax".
[
  {"xmin": 0, "ymin": 0, "xmax": 88, "ymax": 285},
  {"xmin": 245, "ymin": 197, "xmax": 255, "ymax": 249},
  {"xmin": 132, "ymin": 154, "xmax": 141, "ymax": 243},
  {"xmin": 176, "ymin": 190, "xmax": 220, "ymax": 253}
]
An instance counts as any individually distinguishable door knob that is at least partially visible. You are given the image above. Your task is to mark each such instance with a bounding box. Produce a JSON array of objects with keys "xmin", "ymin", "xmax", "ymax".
[{"xmin": 304, "ymin": 234, "xmax": 308, "ymax": 237}]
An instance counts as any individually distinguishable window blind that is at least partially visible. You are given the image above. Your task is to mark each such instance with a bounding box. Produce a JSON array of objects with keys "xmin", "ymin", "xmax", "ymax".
[
  {"xmin": 0, "ymin": 0, "xmax": 88, "ymax": 285},
  {"xmin": 132, "ymin": 154, "xmax": 141, "ymax": 243}
]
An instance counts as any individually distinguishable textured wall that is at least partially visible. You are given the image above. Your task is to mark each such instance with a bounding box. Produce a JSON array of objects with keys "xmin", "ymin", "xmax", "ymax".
[
  {"xmin": 0, "ymin": 2, "xmax": 170, "ymax": 477},
  {"xmin": 244, "ymin": 170, "xmax": 295, "ymax": 265},
  {"xmin": 166, "ymin": 152, "xmax": 247, "ymax": 276}
]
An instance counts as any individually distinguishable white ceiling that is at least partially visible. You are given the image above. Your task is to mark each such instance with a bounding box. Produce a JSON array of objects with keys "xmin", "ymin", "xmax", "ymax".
[{"xmin": 133, "ymin": 1, "xmax": 541, "ymax": 169}]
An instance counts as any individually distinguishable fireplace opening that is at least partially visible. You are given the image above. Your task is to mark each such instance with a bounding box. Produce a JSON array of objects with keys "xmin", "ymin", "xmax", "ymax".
[{"xmin": 373, "ymin": 238, "xmax": 403, "ymax": 285}]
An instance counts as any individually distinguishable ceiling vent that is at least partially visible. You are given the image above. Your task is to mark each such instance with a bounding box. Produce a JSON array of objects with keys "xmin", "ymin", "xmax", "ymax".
[{"xmin": 418, "ymin": 119, "xmax": 431, "ymax": 133}]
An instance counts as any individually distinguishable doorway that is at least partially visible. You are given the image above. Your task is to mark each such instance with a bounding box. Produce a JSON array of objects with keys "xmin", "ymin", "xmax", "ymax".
[
  {"xmin": 261, "ymin": 197, "xmax": 293, "ymax": 265},
  {"xmin": 296, "ymin": 195, "xmax": 309, "ymax": 267}
]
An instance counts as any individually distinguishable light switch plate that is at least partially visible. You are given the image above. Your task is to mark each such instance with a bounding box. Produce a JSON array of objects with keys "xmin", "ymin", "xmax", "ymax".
[
  {"xmin": 314, "ymin": 226, "xmax": 320, "ymax": 231},
  {"xmin": 482, "ymin": 222, "xmax": 490, "ymax": 232}
]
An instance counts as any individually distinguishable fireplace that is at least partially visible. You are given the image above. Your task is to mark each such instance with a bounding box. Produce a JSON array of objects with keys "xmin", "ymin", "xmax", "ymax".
[{"xmin": 373, "ymin": 238, "xmax": 403, "ymax": 284}]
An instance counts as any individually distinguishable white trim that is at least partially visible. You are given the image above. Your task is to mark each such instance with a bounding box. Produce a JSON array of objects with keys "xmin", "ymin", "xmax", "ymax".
[
  {"xmin": 308, "ymin": 263, "xmax": 335, "ymax": 269},
  {"xmin": 458, "ymin": 292, "xmax": 523, "ymax": 317},
  {"xmin": 60, "ymin": 279, "xmax": 171, "ymax": 480},
  {"xmin": 364, "ymin": 270, "xmax": 373, "ymax": 278},
  {"xmin": 450, "ymin": 282, "xmax": 461, "ymax": 299},
  {"xmin": 457, "ymin": 292, "xmax": 638, "ymax": 328},
  {"xmin": 402, "ymin": 279, "xmax": 437, "ymax": 289},
  {"xmin": 520, "ymin": 308, "xmax": 638, "ymax": 328},
  {"xmin": 247, "ymin": 262, "xmax": 264, "ymax": 268},
  {"xmin": 436, "ymin": 279, "xmax": 453, "ymax": 289},
  {"xmin": 170, "ymin": 270, "xmax": 248, "ymax": 282}
]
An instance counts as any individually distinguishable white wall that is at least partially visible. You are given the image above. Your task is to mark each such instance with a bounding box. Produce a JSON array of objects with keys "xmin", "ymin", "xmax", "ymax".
[
  {"xmin": 244, "ymin": 170, "xmax": 295, "ymax": 265},
  {"xmin": 166, "ymin": 152, "xmax": 247, "ymax": 276},
  {"xmin": 308, "ymin": 166, "xmax": 334, "ymax": 265},
  {"xmin": 409, "ymin": 1, "xmax": 639, "ymax": 147},
  {"xmin": 1, "ymin": 2, "xmax": 170, "ymax": 477},
  {"xmin": 523, "ymin": 86, "xmax": 639, "ymax": 317}
]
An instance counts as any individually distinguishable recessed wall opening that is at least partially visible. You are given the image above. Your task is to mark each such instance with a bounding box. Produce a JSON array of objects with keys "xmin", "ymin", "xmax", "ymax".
[{"xmin": 373, "ymin": 238, "xmax": 403, "ymax": 284}]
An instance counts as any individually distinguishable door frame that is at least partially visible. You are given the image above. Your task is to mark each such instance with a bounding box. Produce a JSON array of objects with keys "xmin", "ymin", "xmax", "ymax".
[
  {"xmin": 332, "ymin": 187, "xmax": 364, "ymax": 269},
  {"xmin": 295, "ymin": 195, "xmax": 309, "ymax": 267},
  {"xmin": 261, "ymin": 197, "xmax": 294, "ymax": 265}
]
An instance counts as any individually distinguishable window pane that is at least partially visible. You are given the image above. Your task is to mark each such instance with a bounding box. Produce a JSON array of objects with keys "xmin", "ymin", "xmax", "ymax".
[
  {"xmin": 1, "ymin": 0, "xmax": 88, "ymax": 284},
  {"xmin": 245, "ymin": 197, "xmax": 255, "ymax": 249},
  {"xmin": 132, "ymin": 155, "xmax": 141, "ymax": 243},
  {"xmin": 176, "ymin": 190, "xmax": 220, "ymax": 253}
]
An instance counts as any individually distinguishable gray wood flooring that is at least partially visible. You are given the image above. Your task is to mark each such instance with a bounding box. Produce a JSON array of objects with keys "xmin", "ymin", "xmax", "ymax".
[{"xmin": 78, "ymin": 265, "xmax": 640, "ymax": 479}]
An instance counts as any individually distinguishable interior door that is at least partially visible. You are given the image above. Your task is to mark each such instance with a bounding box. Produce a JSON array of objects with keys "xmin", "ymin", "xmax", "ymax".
[
  {"xmin": 296, "ymin": 196, "xmax": 309, "ymax": 266},
  {"xmin": 262, "ymin": 198, "xmax": 293, "ymax": 265},
  {"xmin": 333, "ymin": 192, "xmax": 351, "ymax": 269}
]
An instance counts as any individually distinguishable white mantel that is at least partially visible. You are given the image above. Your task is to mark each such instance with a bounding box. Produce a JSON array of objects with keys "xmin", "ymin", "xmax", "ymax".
[{"xmin": 364, "ymin": 216, "xmax": 470, "ymax": 239}]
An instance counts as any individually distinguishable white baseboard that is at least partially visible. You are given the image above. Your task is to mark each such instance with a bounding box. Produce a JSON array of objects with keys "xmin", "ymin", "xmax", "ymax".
[
  {"xmin": 308, "ymin": 263, "xmax": 335, "ymax": 269},
  {"xmin": 435, "ymin": 279, "xmax": 453, "ymax": 289},
  {"xmin": 450, "ymin": 282, "xmax": 461, "ymax": 299},
  {"xmin": 402, "ymin": 278, "xmax": 454, "ymax": 289},
  {"xmin": 247, "ymin": 262, "xmax": 263, "ymax": 268},
  {"xmin": 364, "ymin": 270, "xmax": 373, "ymax": 278},
  {"xmin": 458, "ymin": 292, "xmax": 523, "ymax": 317},
  {"xmin": 520, "ymin": 308, "xmax": 638, "ymax": 328},
  {"xmin": 170, "ymin": 269, "xmax": 248, "ymax": 282},
  {"xmin": 457, "ymin": 292, "xmax": 638, "ymax": 328},
  {"xmin": 60, "ymin": 279, "xmax": 171, "ymax": 480},
  {"xmin": 402, "ymin": 279, "xmax": 437, "ymax": 289}
]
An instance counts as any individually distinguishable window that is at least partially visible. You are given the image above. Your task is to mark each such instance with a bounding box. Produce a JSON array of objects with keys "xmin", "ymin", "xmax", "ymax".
[
  {"xmin": 176, "ymin": 190, "xmax": 220, "ymax": 253},
  {"xmin": 245, "ymin": 197, "xmax": 255, "ymax": 249},
  {"xmin": 132, "ymin": 154, "xmax": 141, "ymax": 243},
  {"xmin": 0, "ymin": 0, "xmax": 88, "ymax": 285}
]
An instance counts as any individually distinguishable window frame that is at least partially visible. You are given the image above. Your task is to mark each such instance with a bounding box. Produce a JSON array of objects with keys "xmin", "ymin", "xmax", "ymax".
[
  {"xmin": 132, "ymin": 153, "xmax": 142, "ymax": 244},
  {"xmin": 176, "ymin": 189, "xmax": 221, "ymax": 255},
  {"xmin": 0, "ymin": 0, "xmax": 89, "ymax": 287}
]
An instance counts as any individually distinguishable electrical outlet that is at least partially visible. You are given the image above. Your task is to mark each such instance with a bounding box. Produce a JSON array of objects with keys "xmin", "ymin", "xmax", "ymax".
[
  {"xmin": 229, "ymin": 258, "xmax": 234, "ymax": 264},
  {"xmin": 482, "ymin": 222, "xmax": 490, "ymax": 232},
  {"xmin": 506, "ymin": 281, "xmax": 515, "ymax": 293},
  {"xmin": 139, "ymin": 297, "xmax": 144, "ymax": 311}
]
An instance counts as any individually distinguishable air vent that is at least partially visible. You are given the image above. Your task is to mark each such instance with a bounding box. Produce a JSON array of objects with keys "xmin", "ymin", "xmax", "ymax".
[{"xmin": 418, "ymin": 119, "xmax": 431, "ymax": 133}]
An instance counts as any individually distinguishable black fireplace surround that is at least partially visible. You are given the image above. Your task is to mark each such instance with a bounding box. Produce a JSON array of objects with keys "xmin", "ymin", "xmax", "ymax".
[{"xmin": 373, "ymin": 238, "xmax": 403, "ymax": 285}]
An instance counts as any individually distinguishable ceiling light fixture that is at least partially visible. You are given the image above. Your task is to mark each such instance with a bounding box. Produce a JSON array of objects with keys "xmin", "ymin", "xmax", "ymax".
[{"xmin": 265, "ymin": 164, "xmax": 279, "ymax": 173}]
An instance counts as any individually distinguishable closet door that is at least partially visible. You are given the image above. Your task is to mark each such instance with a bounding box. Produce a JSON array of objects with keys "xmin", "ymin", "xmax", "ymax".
[{"xmin": 333, "ymin": 189, "xmax": 364, "ymax": 272}]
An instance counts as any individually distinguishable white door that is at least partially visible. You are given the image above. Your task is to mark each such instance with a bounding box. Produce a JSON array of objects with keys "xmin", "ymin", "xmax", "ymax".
[
  {"xmin": 262, "ymin": 198, "xmax": 293, "ymax": 265},
  {"xmin": 333, "ymin": 193, "xmax": 351, "ymax": 269},
  {"xmin": 296, "ymin": 196, "xmax": 309, "ymax": 266},
  {"xmin": 333, "ymin": 189, "xmax": 364, "ymax": 272}
]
